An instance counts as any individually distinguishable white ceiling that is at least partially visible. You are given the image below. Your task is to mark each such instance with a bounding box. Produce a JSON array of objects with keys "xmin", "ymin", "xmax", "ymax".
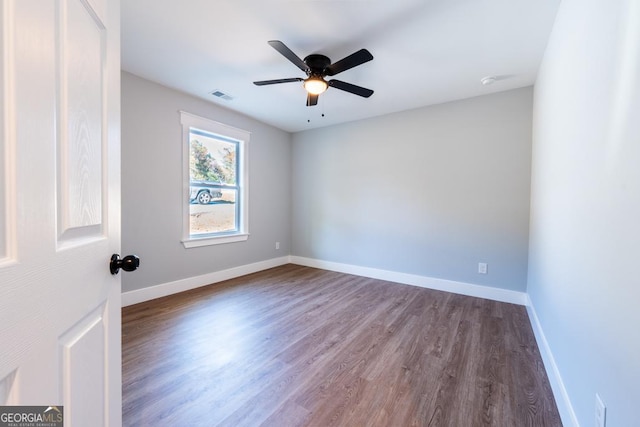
[{"xmin": 121, "ymin": 0, "xmax": 560, "ymax": 133}]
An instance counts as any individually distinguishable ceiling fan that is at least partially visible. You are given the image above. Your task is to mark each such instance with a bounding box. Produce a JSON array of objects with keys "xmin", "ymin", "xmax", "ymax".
[{"xmin": 253, "ymin": 40, "xmax": 374, "ymax": 107}]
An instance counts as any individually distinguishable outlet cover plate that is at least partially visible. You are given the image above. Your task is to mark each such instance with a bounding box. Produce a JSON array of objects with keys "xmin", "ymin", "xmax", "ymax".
[{"xmin": 478, "ymin": 262, "xmax": 488, "ymax": 274}]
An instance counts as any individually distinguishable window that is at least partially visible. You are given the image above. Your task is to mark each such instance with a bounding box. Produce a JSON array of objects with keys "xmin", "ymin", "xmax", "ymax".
[{"xmin": 180, "ymin": 111, "xmax": 249, "ymax": 247}]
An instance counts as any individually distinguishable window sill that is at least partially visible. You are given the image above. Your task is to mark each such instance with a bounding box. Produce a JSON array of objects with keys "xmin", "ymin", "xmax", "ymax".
[{"xmin": 182, "ymin": 233, "xmax": 249, "ymax": 248}]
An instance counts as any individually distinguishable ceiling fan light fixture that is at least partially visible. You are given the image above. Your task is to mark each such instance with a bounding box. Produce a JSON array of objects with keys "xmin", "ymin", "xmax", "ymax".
[{"xmin": 304, "ymin": 77, "xmax": 328, "ymax": 95}]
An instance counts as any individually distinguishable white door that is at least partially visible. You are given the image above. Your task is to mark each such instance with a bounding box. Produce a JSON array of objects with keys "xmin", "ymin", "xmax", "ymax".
[{"xmin": 0, "ymin": 0, "xmax": 122, "ymax": 425}]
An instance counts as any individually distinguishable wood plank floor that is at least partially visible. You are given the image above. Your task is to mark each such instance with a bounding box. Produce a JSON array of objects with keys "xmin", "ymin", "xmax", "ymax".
[{"xmin": 122, "ymin": 264, "xmax": 561, "ymax": 426}]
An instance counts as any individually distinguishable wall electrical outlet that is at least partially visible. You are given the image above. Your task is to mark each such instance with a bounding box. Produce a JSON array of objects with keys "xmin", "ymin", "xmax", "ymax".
[
  {"xmin": 595, "ymin": 393, "xmax": 606, "ymax": 427},
  {"xmin": 478, "ymin": 262, "xmax": 488, "ymax": 274},
  {"xmin": 275, "ymin": 241, "xmax": 280, "ymax": 250}
]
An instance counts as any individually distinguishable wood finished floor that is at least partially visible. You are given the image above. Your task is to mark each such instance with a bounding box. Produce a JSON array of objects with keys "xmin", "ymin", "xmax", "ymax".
[{"xmin": 122, "ymin": 264, "xmax": 561, "ymax": 426}]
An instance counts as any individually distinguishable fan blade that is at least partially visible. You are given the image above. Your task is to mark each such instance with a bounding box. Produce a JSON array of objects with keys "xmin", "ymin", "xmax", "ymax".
[
  {"xmin": 254, "ymin": 78, "xmax": 303, "ymax": 86},
  {"xmin": 325, "ymin": 49, "xmax": 373, "ymax": 76},
  {"xmin": 306, "ymin": 93, "xmax": 319, "ymax": 106},
  {"xmin": 268, "ymin": 40, "xmax": 309, "ymax": 73},
  {"xmin": 328, "ymin": 80, "xmax": 374, "ymax": 98}
]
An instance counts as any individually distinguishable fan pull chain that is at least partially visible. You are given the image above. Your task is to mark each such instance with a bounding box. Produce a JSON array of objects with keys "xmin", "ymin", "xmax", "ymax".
[
  {"xmin": 322, "ymin": 95, "xmax": 326, "ymax": 118},
  {"xmin": 307, "ymin": 98, "xmax": 326, "ymax": 124}
]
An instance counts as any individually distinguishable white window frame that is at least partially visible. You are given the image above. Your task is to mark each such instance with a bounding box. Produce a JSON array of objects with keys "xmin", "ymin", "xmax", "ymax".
[{"xmin": 180, "ymin": 111, "xmax": 250, "ymax": 248}]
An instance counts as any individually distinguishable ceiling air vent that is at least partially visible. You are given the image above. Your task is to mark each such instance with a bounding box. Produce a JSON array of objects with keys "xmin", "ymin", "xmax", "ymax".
[{"xmin": 210, "ymin": 90, "xmax": 234, "ymax": 101}]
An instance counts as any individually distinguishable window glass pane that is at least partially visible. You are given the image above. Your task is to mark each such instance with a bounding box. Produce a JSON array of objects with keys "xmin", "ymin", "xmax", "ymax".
[{"xmin": 189, "ymin": 128, "xmax": 239, "ymax": 236}]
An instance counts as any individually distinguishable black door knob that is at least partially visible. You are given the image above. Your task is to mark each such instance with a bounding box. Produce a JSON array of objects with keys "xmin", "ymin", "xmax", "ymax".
[{"xmin": 110, "ymin": 254, "xmax": 140, "ymax": 275}]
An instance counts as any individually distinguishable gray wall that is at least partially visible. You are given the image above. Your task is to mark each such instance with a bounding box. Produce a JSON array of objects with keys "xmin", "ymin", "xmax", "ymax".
[
  {"xmin": 121, "ymin": 72, "xmax": 292, "ymax": 292},
  {"xmin": 291, "ymin": 88, "xmax": 533, "ymax": 291},
  {"xmin": 528, "ymin": 0, "xmax": 640, "ymax": 425}
]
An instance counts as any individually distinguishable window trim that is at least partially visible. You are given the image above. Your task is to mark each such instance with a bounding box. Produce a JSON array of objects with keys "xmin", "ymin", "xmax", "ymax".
[{"xmin": 180, "ymin": 111, "xmax": 250, "ymax": 248}]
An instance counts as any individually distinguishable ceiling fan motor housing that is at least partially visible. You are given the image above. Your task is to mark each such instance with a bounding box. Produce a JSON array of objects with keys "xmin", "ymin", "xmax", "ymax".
[{"xmin": 304, "ymin": 54, "xmax": 331, "ymax": 76}]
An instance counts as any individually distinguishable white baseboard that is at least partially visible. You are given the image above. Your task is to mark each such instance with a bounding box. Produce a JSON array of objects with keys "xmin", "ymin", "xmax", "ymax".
[
  {"xmin": 526, "ymin": 296, "xmax": 579, "ymax": 427},
  {"xmin": 289, "ymin": 256, "xmax": 528, "ymax": 306},
  {"xmin": 121, "ymin": 256, "xmax": 290, "ymax": 307},
  {"xmin": 122, "ymin": 255, "xmax": 528, "ymax": 307}
]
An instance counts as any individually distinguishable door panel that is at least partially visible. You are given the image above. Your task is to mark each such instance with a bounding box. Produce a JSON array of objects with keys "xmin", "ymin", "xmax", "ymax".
[
  {"xmin": 0, "ymin": 0, "xmax": 121, "ymax": 425},
  {"xmin": 60, "ymin": 304, "xmax": 106, "ymax": 426},
  {"xmin": 57, "ymin": 0, "xmax": 105, "ymax": 241},
  {"xmin": 0, "ymin": 0, "xmax": 15, "ymax": 265},
  {"xmin": 0, "ymin": 0, "xmax": 4, "ymax": 261}
]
